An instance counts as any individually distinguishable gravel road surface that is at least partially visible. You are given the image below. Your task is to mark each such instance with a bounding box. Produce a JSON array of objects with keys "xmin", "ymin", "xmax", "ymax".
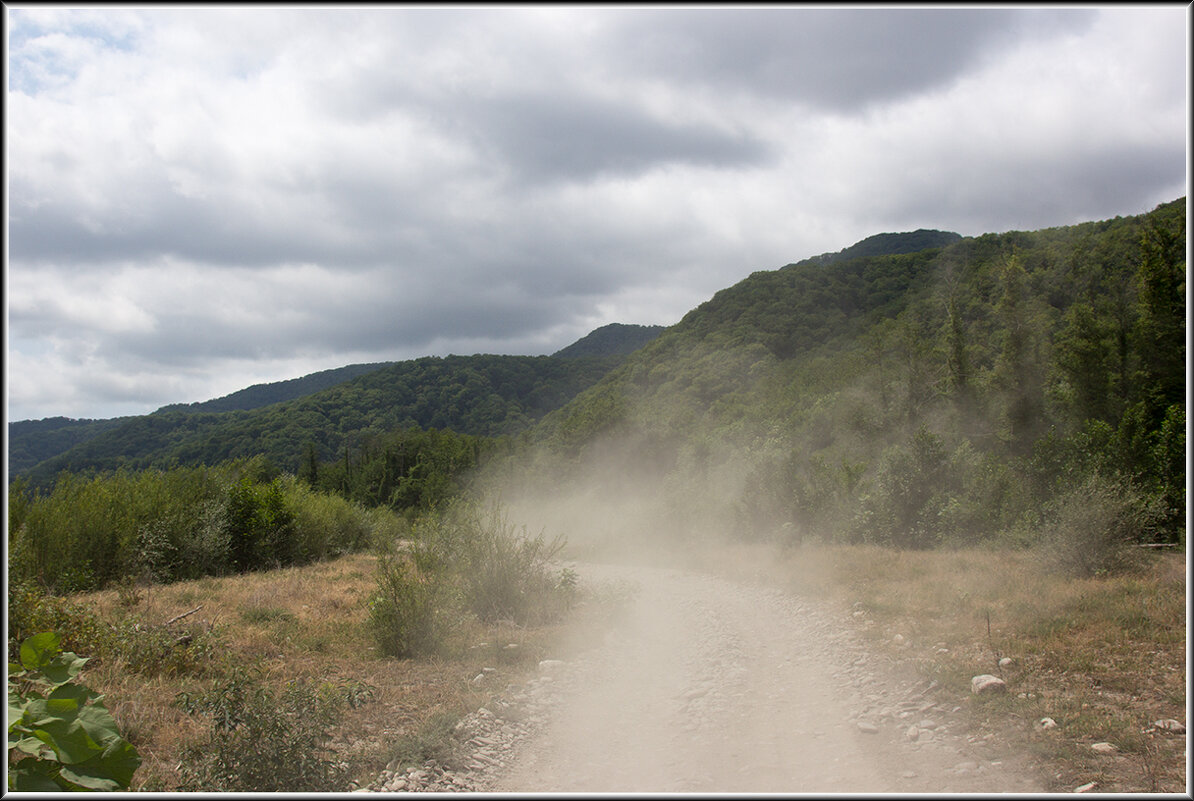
[{"xmin": 364, "ymin": 561, "xmax": 1044, "ymax": 793}]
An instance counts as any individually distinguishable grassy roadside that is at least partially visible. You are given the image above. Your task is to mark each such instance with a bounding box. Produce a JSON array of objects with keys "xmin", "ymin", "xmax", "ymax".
[
  {"xmin": 16, "ymin": 553, "xmax": 575, "ymax": 791},
  {"xmin": 11, "ymin": 541, "xmax": 1184, "ymax": 792},
  {"xmin": 694, "ymin": 542, "xmax": 1187, "ymax": 793}
]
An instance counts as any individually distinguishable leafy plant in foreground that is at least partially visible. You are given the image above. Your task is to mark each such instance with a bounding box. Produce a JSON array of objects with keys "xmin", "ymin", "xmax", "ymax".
[{"xmin": 7, "ymin": 631, "xmax": 141, "ymax": 791}]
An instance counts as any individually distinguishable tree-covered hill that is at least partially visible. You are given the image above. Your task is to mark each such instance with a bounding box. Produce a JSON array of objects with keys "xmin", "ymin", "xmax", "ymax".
[
  {"xmin": 154, "ymin": 362, "xmax": 395, "ymax": 414},
  {"xmin": 7, "ymin": 417, "xmax": 134, "ymax": 475},
  {"xmin": 552, "ymin": 323, "xmax": 666, "ymax": 359},
  {"xmin": 8, "ymin": 324, "xmax": 655, "ymax": 485},
  {"xmin": 9, "ymin": 364, "xmax": 396, "ymax": 474},
  {"xmin": 17, "ymin": 354, "xmax": 623, "ymax": 488},
  {"xmin": 796, "ymin": 229, "xmax": 963, "ymax": 267},
  {"xmin": 498, "ymin": 199, "xmax": 1186, "ymax": 549}
]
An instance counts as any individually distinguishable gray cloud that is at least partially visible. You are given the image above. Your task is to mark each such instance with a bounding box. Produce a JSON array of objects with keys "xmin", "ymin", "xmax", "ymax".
[
  {"xmin": 456, "ymin": 91, "xmax": 774, "ymax": 184},
  {"xmin": 607, "ymin": 8, "xmax": 1098, "ymax": 111},
  {"xmin": 4, "ymin": 6, "xmax": 1185, "ymax": 422}
]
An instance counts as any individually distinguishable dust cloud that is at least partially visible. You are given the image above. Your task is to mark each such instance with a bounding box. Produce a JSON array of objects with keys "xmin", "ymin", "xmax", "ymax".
[{"xmin": 470, "ymin": 433, "xmax": 1042, "ymax": 793}]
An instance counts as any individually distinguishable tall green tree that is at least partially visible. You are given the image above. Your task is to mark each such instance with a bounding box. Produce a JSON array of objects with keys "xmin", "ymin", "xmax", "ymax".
[
  {"xmin": 1134, "ymin": 221, "xmax": 1186, "ymax": 426},
  {"xmin": 993, "ymin": 254, "xmax": 1047, "ymax": 452},
  {"xmin": 1054, "ymin": 300, "xmax": 1113, "ymax": 424}
]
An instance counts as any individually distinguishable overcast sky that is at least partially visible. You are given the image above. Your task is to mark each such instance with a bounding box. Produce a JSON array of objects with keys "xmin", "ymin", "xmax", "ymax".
[{"xmin": 5, "ymin": 6, "xmax": 1188, "ymax": 422}]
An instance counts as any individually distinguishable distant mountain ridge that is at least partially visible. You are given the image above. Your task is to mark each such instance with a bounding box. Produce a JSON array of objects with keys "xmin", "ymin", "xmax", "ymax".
[
  {"xmin": 8, "ymin": 320, "xmax": 674, "ymax": 485},
  {"xmin": 796, "ymin": 229, "xmax": 962, "ymax": 267},
  {"xmin": 8, "ymin": 416, "xmax": 133, "ymax": 475},
  {"xmin": 154, "ymin": 362, "xmax": 396, "ymax": 414},
  {"xmin": 552, "ymin": 323, "xmax": 667, "ymax": 359}
]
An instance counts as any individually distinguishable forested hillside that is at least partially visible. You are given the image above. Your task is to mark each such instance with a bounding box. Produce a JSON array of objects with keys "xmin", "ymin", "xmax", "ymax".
[
  {"xmin": 17, "ymin": 354, "xmax": 621, "ymax": 489},
  {"xmin": 11, "ymin": 201, "xmax": 1186, "ymax": 555},
  {"xmin": 552, "ymin": 323, "xmax": 666, "ymax": 358},
  {"xmin": 8, "ymin": 365, "xmax": 394, "ymax": 474},
  {"xmin": 497, "ymin": 199, "xmax": 1186, "ymax": 550},
  {"xmin": 796, "ymin": 228, "xmax": 963, "ymax": 267},
  {"xmin": 11, "ymin": 325, "xmax": 663, "ymax": 486},
  {"xmin": 154, "ymin": 362, "xmax": 395, "ymax": 414},
  {"xmin": 8, "ymin": 417, "xmax": 133, "ymax": 475}
]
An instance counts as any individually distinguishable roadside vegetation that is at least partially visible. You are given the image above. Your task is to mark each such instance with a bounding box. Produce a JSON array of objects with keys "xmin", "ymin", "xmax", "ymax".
[
  {"xmin": 7, "ymin": 526, "xmax": 582, "ymax": 791},
  {"xmin": 7, "ymin": 452, "xmax": 581, "ymax": 791}
]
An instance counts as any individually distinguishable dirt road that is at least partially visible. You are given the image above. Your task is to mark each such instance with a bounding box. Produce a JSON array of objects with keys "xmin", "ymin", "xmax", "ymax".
[
  {"xmin": 364, "ymin": 560, "xmax": 1045, "ymax": 793},
  {"xmin": 492, "ymin": 561, "xmax": 1043, "ymax": 794}
]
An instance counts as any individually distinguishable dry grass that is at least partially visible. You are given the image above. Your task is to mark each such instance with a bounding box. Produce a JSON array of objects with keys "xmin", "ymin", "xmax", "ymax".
[
  {"xmin": 65, "ymin": 553, "xmax": 570, "ymax": 790},
  {"xmin": 689, "ymin": 541, "xmax": 1187, "ymax": 793}
]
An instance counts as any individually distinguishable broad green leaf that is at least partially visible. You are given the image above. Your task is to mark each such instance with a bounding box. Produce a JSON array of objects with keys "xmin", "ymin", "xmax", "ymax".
[
  {"xmin": 33, "ymin": 717, "xmax": 104, "ymax": 764},
  {"xmin": 54, "ymin": 741, "xmax": 143, "ymax": 791},
  {"xmin": 45, "ymin": 695, "xmax": 83, "ymax": 717},
  {"xmin": 10, "ymin": 756, "xmax": 65, "ymax": 792},
  {"xmin": 76, "ymin": 701, "xmax": 123, "ymax": 745},
  {"xmin": 19, "ymin": 632, "xmax": 61, "ymax": 673},
  {"xmin": 49, "ymin": 681, "xmax": 99, "ymax": 706},
  {"xmin": 9, "ymin": 697, "xmax": 27, "ymax": 731},
  {"xmin": 12, "ymin": 734, "xmax": 49, "ymax": 756},
  {"xmin": 23, "ymin": 696, "xmax": 74, "ymax": 728},
  {"xmin": 39, "ymin": 652, "xmax": 89, "ymax": 686},
  {"xmin": 58, "ymin": 763, "xmax": 124, "ymax": 792}
]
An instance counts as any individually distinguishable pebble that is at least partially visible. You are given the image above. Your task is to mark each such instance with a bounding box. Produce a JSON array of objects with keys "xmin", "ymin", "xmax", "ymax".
[{"xmin": 1090, "ymin": 742, "xmax": 1118, "ymax": 755}]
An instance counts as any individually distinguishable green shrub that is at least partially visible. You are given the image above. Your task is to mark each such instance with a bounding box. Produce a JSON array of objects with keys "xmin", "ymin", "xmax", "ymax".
[
  {"xmin": 458, "ymin": 505, "xmax": 569, "ymax": 625},
  {"xmin": 107, "ymin": 618, "xmax": 216, "ymax": 678},
  {"xmin": 225, "ymin": 477, "xmax": 296, "ymax": 572},
  {"xmin": 1040, "ymin": 473, "xmax": 1159, "ymax": 577},
  {"xmin": 174, "ymin": 667, "xmax": 347, "ymax": 792},
  {"xmin": 854, "ymin": 426, "xmax": 955, "ymax": 549},
  {"xmin": 7, "ymin": 632, "xmax": 142, "ymax": 791},
  {"xmin": 284, "ymin": 478, "xmax": 374, "ymax": 562},
  {"xmin": 8, "ymin": 582, "xmax": 109, "ymax": 663},
  {"xmin": 367, "ymin": 533, "xmax": 453, "ymax": 659},
  {"xmin": 7, "ymin": 462, "xmax": 382, "ymax": 594}
]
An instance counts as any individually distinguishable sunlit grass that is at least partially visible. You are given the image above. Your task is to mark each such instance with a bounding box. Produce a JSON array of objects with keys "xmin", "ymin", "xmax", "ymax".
[{"xmin": 63, "ymin": 552, "xmax": 573, "ymax": 790}]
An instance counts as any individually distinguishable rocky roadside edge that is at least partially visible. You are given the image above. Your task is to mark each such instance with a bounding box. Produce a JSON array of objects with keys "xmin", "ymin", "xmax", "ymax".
[{"xmin": 353, "ymin": 657, "xmax": 576, "ymax": 793}]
